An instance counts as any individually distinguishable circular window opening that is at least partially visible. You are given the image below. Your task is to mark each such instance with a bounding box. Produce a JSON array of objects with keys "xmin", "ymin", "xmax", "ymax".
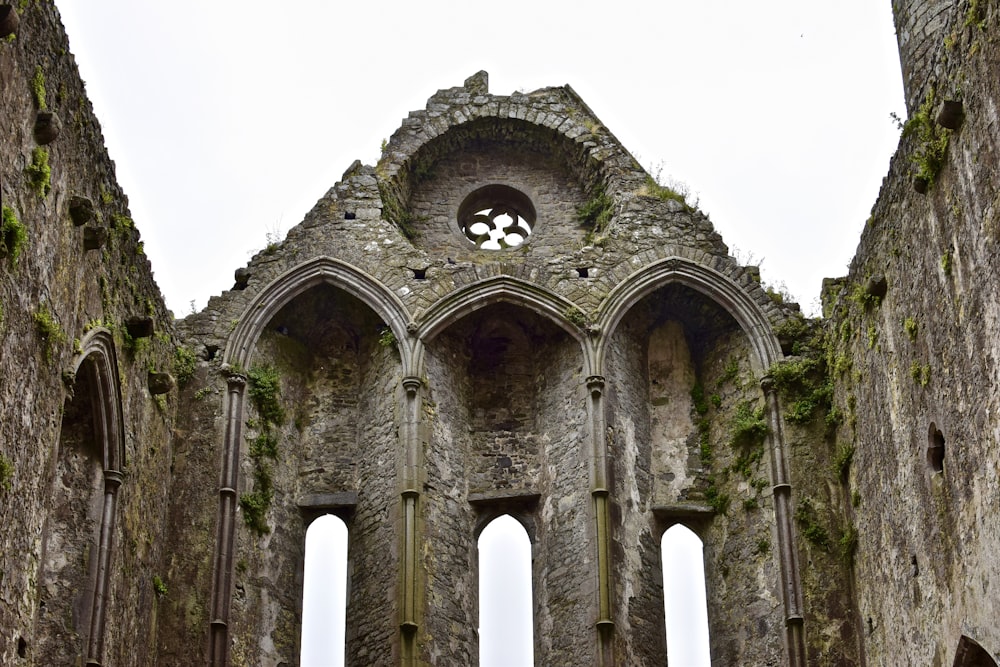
[
  {"xmin": 927, "ymin": 422, "xmax": 945, "ymax": 473},
  {"xmin": 458, "ymin": 185, "xmax": 536, "ymax": 250}
]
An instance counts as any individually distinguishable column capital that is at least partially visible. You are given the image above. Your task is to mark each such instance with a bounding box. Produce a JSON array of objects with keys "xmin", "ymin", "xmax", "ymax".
[
  {"xmin": 402, "ymin": 376, "xmax": 422, "ymax": 395},
  {"xmin": 225, "ymin": 370, "xmax": 247, "ymax": 389},
  {"xmin": 103, "ymin": 469, "xmax": 124, "ymax": 490}
]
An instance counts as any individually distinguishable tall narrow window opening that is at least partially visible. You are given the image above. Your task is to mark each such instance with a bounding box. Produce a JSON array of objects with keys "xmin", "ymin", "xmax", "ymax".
[
  {"xmin": 301, "ymin": 514, "xmax": 348, "ymax": 667},
  {"xmin": 661, "ymin": 524, "xmax": 711, "ymax": 666},
  {"xmin": 479, "ymin": 514, "xmax": 534, "ymax": 667}
]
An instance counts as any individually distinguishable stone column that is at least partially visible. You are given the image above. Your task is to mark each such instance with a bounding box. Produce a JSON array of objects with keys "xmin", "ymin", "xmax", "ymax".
[
  {"xmin": 400, "ymin": 375, "xmax": 422, "ymax": 666},
  {"xmin": 587, "ymin": 375, "xmax": 615, "ymax": 666},
  {"xmin": 210, "ymin": 371, "xmax": 247, "ymax": 667},
  {"xmin": 762, "ymin": 376, "xmax": 806, "ymax": 667},
  {"xmin": 85, "ymin": 469, "xmax": 123, "ymax": 666}
]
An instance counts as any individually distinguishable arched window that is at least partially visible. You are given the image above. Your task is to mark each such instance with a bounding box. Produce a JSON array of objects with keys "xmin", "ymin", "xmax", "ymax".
[
  {"xmin": 661, "ymin": 524, "xmax": 711, "ymax": 666},
  {"xmin": 479, "ymin": 514, "xmax": 534, "ymax": 667},
  {"xmin": 37, "ymin": 336, "xmax": 124, "ymax": 666},
  {"xmin": 301, "ymin": 514, "xmax": 348, "ymax": 667}
]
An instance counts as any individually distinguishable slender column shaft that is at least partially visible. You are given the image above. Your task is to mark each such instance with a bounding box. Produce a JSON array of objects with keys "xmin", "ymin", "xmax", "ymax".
[
  {"xmin": 400, "ymin": 376, "xmax": 423, "ymax": 665},
  {"xmin": 210, "ymin": 372, "xmax": 247, "ymax": 667},
  {"xmin": 587, "ymin": 375, "xmax": 614, "ymax": 665},
  {"xmin": 762, "ymin": 376, "xmax": 806, "ymax": 667},
  {"xmin": 85, "ymin": 470, "xmax": 123, "ymax": 666}
]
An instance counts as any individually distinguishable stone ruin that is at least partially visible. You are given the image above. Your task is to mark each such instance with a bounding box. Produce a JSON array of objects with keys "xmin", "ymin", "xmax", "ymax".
[{"xmin": 1, "ymin": 1, "xmax": 998, "ymax": 665}]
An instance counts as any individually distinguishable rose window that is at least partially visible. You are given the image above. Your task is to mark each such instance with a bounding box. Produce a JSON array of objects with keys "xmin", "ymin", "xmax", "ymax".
[{"xmin": 458, "ymin": 185, "xmax": 536, "ymax": 250}]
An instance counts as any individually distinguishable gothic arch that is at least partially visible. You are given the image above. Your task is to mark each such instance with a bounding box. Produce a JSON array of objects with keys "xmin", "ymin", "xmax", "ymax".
[
  {"xmin": 72, "ymin": 328, "xmax": 126, "ymax": 472},
  {"xmin": 593, "ymin": 255, "xmax": 806, "ymax": 665},
  {"xmin": 225, "ymin": 256, "xmax": 413, "ymax": 373},
  {"xmin": 39, "ymin": 327, "xmax": 125, "ymax": 665},
  {"xmin": 595, "ymin": 256, "xmax": 782, "ymax": 375},
  {"xmin": 211, "ymin": 257, "xmax": 412, "ymax": 666},
  {"xmin": 414, "ymin": 275, "xmax": 594, "ymax": 375}
]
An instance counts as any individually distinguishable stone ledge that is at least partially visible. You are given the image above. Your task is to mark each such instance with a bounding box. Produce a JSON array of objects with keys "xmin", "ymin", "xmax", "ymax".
[
  {"xmin": 468, "ymin": 490, "xmax": 540, "ymax": 507},
  {"xmin": 297, "ymin": 492, "xmax": 359, "ymax": 509}
]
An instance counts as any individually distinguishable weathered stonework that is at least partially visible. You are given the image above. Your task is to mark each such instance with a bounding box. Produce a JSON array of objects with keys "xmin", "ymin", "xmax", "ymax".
[{"xmin": 1, "ymin": 1, "xmax": 999, "ymax": 665}]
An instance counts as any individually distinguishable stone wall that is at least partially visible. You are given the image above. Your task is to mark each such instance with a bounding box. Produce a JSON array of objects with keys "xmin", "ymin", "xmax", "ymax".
[
  {"xmin": 4, "ymin": 0, "xmax": 999, "ymax": 665},
  {"xmin": 0, "ymin": 2, "xmax": 177, "ymax": 665},
  {"xmin": 827, "ymin": 1, "xmax": 1000, "ymax": 662},
  {"xmin": 893, "ymin": 0, "xmax": 962, "ymax": 114}
]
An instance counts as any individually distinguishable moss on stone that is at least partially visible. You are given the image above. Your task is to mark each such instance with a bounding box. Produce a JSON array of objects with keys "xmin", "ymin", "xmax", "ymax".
[
  {"xmin": 32, "ymin": 304, "xmax": 65, "ymax": 362},
  {"xmin": 25, "ymin": 146, "xmax": 51, "ymax": 197},
  {"xmin": 0, "ymin": 453, "xmax": 13, "ymax": 492},
  {"xmin": 173, "ymin": 346, "xmax": 197, "ymax": 387},
  {"xmin": 31, "ymin": 64, "xmax": 46, "ymax": 109},
  {"xmin": 1, "ymin": 205, "xmax": 27, "ymax": 265},
  {"xmin": 903, "ymin": 88, "xmax": 951, "ymax": 189}
]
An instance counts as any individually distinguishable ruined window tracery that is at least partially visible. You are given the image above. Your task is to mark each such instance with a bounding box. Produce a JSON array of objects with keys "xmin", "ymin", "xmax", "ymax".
[{"xmin": 459, "ymin": 184, "xmax": 535, "ymax": 250}]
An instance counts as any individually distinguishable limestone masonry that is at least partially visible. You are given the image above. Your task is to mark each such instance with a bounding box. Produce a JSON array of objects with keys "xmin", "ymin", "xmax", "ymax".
[{"xmin": 1, "ymin": 1, "xmax": 999, "ymax": 665}]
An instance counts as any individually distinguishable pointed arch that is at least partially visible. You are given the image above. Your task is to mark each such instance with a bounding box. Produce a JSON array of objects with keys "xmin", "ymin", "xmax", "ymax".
[
  {"xmin": 73, "ymin": 328, "xmax": 126, "ymax": 473},
  {"xmin": 38, "ymin": 327, "xmax": 125, "ymax": 665},
  {"xmin": 414, "ymin": 275, "xmax": 594, "ymax": 375},
  {"xmin": 211, "ymin": 258, "xmax": 411, "ymax": 666},
  {"xmin": 596, "ymin": 255, "xmax": 806, "ymax": 665},
  {"xmin": 595, "ymin": 256, "xmax": 781, "ymax": 375},
  {"xmin": 225, "ymin": 256, "xmax": 414, "ymax": 373},
  {"xmin": 953, "ymin": 635, "xmax": 998, "ymax": 667}
]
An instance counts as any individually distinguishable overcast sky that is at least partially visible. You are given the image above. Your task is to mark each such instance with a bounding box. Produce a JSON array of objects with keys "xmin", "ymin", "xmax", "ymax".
[
  {"xmin": 54, "ymin": 2, "xmax": 905, "ymax": 664},
  {"xmin": 56, "ymin": 1, "xmax": 905, "ymax": 319}
]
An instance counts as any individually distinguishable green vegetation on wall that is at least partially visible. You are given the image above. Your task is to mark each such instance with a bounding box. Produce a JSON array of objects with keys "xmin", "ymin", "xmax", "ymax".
[
  {"xmin": 691, "ymin": 382, "xmax": 732, "ymax": 514},
  {"xmin": 577, "ymin": 187, "xmax": 613, "ymax": 240},
  {"xmin": 795, "ymin": 497, "xmax": 831, "ymax": 550},
  {"xmin": 637, "ymin": 174, "xmax": 696, "ymax": 212},
  {"xmin": 769, "ymin": 356, "xmax": 834, "ymax": 426},
  {"xmin": 730, "ymin": 401, "xmax": 768, "ymax": 448},
  {"xmin": 31, "ymin": 64, "xmax": 46, "ymax": 109},
  {"xmin": 378, "ymin": 327, "xmax": 397, "ymax": 349},
  {"xmin": 25, "ymin": 147, "xmax": 51, "ymax": 198},
  {"xmin": 240, "ymin": 364, "xmax": 286, "ymax": 535},
  {"xmin": 32, "ymin": 304, "xmax": 65, "ymax": 362},
  {"xmin": 1, "ymin": 205, "xmax": 27, "ymax": 265},
  {"xmin": 152, "ymin": 575, "xmax": 168, "ymax": 597},
  {"xmin": 0, "ymin": 454, "xmax": 13, "ymax": 492},
  {"xmin": 173, "ymin": 346, "xmax": 197, "ymax": 387},
  {"xmin": 247, "ymin": 364, "xmax": 285, "ymax": 426},
  {"xmin": 902, "ymin": 88, "xmax": 951, "ymax": 189}
]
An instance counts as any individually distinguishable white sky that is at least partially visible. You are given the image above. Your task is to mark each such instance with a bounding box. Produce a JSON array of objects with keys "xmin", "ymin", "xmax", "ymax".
[
  {"xmin": 56, "ymin": 0, "xmax": 905, "ymax": 318},
  {"xmin": 479, "ymin": 516, "xmax": 534, "ymax": 667},
  {"xmin": 301, "ymin": 515, "xmax": 348, "ymax": 667},
  {"xmin": 52, "ymin": 2, "xmax": 906, "ymax": 663}
]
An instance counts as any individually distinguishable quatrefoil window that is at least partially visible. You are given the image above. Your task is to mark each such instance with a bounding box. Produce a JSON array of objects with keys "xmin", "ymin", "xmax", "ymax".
[{"xmin": 458, "ymin": 185, "xmax": 536, "ymax": 250}]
